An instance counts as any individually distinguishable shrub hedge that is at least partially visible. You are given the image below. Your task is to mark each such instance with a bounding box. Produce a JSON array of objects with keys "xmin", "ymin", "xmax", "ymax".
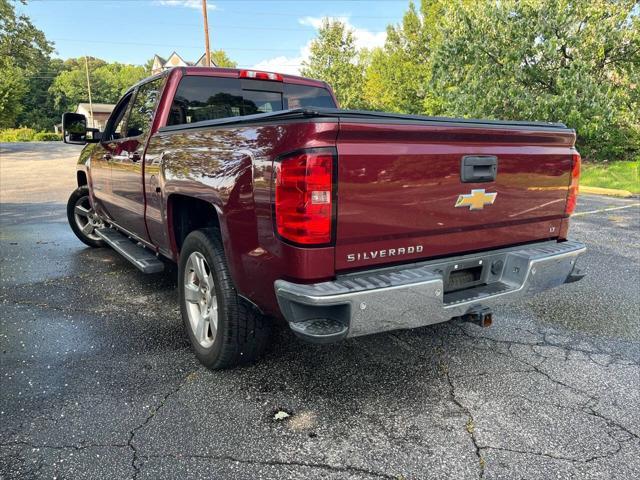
[{"xmin": 0, "ymin": 128, "xmax": 62, "ymax": 142}]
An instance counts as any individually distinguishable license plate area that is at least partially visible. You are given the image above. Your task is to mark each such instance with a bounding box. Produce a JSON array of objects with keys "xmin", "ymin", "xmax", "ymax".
[{"xmin": 443, "ymin": 259, "xmax": 487, "ymax": 293}]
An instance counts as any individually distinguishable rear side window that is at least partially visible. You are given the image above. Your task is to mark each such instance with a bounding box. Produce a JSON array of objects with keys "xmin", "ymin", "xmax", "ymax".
[
  {"xmin": 168, "ymin": 76, "xmax": 336, "ymax": 126},
  {"xmin": 284, "ymin": 83, "xmax": 336, "ymax": 109}
]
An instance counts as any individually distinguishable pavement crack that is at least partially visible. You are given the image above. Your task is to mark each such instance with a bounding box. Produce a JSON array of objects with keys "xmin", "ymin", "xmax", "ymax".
[
  {"xmin": 141, "ymin": 452, "xmax": 396, "ymax": 479},
  {"xmin": 454, "ymin": 324, "xmax": 611, "ymax": 410},
  {"xmin": 453, "ymin": 322, "xmax": 639, "ymax": 366},
  {"xmin": 517, "ymin": 356, "xmax": 598, "ymax": 406},
  {"xmin": 480, "ymin": 442, "xmax": 625, "ymax": 464},
  {"xmin": 0, "ymin": 440, "xmax": 129, "ymax": 451},
  {"xmin": 583, "ymin": 407, "xmax": 640, "ymax": 441},
  {"xmin": 127, "ymin": 370, "xmax": 197, "ymax": 479},
  {"xmin": 440, "ymin": 361, "xmax": 485, "ymax": 478},
  {"xmin": 448, "ymin": 368, "xmax": 536, "ymax": 380}
]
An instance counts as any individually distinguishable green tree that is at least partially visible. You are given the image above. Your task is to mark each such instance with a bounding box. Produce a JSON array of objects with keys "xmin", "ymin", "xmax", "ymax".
[
  {"xmin": 0, "ymin": 0, "xmax": 52, "ymax": 71},
  {"xmin": 95, "ymin": 62, "xmax": 148, "ymax": 99},
  {"xmin": 16, "ymin": 57, "xmax": 65, "ymax": 130},
  {"xmin": 301, "ymin": 19, "xmax": 367, "ymax": 109},
  {"xmin": 210, "ymin": 49, "xmax": 237, "ymax": 68},
  {"xmin": 49, "ymin": 57, "xmax": 147, "ymax": 112},
  {"xmin": 0, "ymin": 58, "xmax": 27, "ymax": 128},
  {"xmin": 144, "ymin": 57, "xmax": 155, "ymax": 75},
  {"xmin": 364, "ymin": 0, "xmax": 446, "ymax": 114},
  {"xmin": 0, "ymin": 0, "xmax": 54, "ymax": 128},
  {"xmin": 431, "ymin": 0, "xmax": 639, "ymax": 160}
]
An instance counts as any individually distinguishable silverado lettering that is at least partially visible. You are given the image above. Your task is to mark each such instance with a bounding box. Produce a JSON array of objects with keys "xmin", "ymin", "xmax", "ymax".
[
  {"xmin": 347, "ymin": 245, "xmax": 424, "ymax": 262},
  {"xmin": 61, "ymin": 67, "xmax": 586, "ymax": 370}
]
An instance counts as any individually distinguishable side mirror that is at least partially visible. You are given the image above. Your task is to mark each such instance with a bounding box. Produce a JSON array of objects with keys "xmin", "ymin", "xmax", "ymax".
[
  {"xmin": 62, "ymin": 112, "xmax": 87, "ymax": 144},
  {"xmin": 62, "ymin": 113, "xmax": 102, "ymax": 144}
]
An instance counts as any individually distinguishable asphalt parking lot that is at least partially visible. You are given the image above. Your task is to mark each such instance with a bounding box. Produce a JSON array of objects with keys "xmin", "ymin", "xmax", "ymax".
[{"xmin": 1, "ymin": 142, "xmax": 639, "ymax": 479}]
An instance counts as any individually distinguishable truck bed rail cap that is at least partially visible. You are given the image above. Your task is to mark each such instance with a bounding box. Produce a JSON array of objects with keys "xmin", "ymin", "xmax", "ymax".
[{"xmin": 157, "ymin": 108, "xmax": 570, "ymax": 134}]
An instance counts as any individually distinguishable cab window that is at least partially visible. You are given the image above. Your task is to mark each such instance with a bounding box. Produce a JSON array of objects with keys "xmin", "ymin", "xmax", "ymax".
[
  {"xmin": 126, "ymin": 77, "xmax": 165, "ymax": 138},
  {"xmin": 103, "ymin": 93, "xmax": 133, "ymax": 141}
]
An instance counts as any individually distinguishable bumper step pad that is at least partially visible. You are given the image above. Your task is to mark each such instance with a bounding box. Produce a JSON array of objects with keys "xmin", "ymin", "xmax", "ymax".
[{"xmin": 288, "ymin": 318, "xmax": 349, "ymax": 344}]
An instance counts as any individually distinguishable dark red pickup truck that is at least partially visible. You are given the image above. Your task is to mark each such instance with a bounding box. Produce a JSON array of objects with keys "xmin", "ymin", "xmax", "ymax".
[{"xmin": 62, "ymin": 67, "xmax": 585, "ymax": 369}]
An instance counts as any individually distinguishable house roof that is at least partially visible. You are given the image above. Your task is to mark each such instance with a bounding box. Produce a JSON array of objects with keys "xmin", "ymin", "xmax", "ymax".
[
  {"xmin": 195, "ymin": 53, "xmax": 218, "ymax": 67},
  {"xmin": 152, "ymin": 52, "xmax": 218, "ymax": 70},
  {"xmin": 76, "ymin": 103, "xmax": 115, "ymax": 113},
  {"xmin": 165, "ymin": 51, "xmax": 190, "ymax": 67}
]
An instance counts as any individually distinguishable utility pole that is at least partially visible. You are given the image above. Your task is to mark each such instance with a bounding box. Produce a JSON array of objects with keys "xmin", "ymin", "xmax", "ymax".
[
  {"xmin": 84, "ymin": 56, "xmax": 94, "ymax": 128},
  {"xmin": 201, "ymin": 0, "xmax": 211, "ymax": 67}
]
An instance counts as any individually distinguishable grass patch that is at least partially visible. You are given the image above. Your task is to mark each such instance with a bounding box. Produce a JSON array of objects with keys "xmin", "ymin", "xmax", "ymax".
[{"xmin": 581, "ymin": 160, "xmax": 639, "ymax": 194}]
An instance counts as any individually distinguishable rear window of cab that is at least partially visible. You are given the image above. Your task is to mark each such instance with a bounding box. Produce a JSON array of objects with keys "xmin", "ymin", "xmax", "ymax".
[{"xmin": 167, "ymin": 76, "xmax": 336, "ymax": 126}]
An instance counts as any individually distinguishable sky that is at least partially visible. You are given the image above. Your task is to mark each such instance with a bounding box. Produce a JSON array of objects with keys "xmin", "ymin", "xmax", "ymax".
[{"xmin": 17, "ymin": 0, "xmax": 410, "ymax": 75}]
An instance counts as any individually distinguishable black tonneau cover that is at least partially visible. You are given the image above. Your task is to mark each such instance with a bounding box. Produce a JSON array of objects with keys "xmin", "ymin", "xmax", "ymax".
[{"xmin": 157, "ymin": 107, "xmax": 569, "ymax": 134}]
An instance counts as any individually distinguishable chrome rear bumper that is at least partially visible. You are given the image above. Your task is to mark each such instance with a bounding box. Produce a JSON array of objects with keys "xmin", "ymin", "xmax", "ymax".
[{"xmin": 275, "ymin": 240, "xmax": 586, "ymax": 343}]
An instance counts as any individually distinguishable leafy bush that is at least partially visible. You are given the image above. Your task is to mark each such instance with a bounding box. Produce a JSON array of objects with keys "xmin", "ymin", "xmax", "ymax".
[
  {"xmin": 428, "ymin": 0, "xmax": 639, "ymax": 162},
  {"xmin": 33, "ymin": 132, "xmax": 62, "ymax": 141},
  {"xmin": 0, "ymin": 128, "xmax": 36, "ymax": 142},
  {"xmin": 0, "ymin": 129, "xmax": 61, "ymax": 142},
  {"xmin": 307, "ymin": 1, "xmax": 639, "ymax": 162}
]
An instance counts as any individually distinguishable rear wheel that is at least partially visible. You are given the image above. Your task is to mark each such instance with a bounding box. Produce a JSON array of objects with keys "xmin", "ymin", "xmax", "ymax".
[
  {"xmin": 179, "ymin": 228, "xmax": 270, "ymax": 369},
  {"xmin": 66, "ymin": 186, "xmax": 105, "ymax": 248}
]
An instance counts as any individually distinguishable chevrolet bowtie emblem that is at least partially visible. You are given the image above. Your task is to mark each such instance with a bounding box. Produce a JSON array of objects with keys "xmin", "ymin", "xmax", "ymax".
[{"xmin": 455, "ymin": 189, "xmax": 497, "ymax": 210}]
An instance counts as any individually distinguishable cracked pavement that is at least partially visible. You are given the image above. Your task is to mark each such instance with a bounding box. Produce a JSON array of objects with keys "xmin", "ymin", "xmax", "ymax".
[{"xmin": 1, "ymin": 142, "xmax": 639, "ymax": 479}]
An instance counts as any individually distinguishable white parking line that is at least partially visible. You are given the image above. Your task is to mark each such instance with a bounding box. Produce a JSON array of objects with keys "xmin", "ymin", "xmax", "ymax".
[
  {"xmin": 573, "ymin": 203, "xmax": 640, "ymax": 217},
  {"xmin": 580, "ymin": 194, "xmax": 633, "ymax": 202}
]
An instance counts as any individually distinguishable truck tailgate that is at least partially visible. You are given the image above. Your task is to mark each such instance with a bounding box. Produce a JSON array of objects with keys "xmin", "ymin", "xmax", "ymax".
[{"xmin": 335, "ymin": 120, "xmax": 576, "ymax": 270}]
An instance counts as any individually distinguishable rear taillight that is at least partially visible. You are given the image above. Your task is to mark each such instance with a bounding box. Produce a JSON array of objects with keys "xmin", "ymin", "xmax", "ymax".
[
  {"xmin": 239, "ymin": 70, "xmax": 283, "ymax": 82},
  {"xmin": 565, "ymin": 150, "xmax": 581, "ymax": 216},
  {"xmin": 275, "ymin": 149, "xmax": 334, "ymax": 245}
]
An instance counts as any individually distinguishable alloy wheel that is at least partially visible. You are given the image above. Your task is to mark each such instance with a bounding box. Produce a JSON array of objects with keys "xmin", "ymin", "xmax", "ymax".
[
  {"xmin": 73, "ymin": 195, "xmax": 103, "ymax": 241},
  {"xmin": 184, "ymin": 251, "xmax": 218, "ymax": 348}
]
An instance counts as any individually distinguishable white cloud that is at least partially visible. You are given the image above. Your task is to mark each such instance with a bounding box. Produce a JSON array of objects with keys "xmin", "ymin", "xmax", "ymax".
[
  {"xmin": 298, "ymin": 16, "xmax": 349, "ymax": 29},
  {"xmin": 253, "ymin": 16, "xmax": 386, "ymax": 77},
  {"xmin": 156, "ymin": 0, "xmax": 217, "ymax": 10},
  {"xmin": 251, "ymin": 38, "xmax": 312, "ymax": 76},
  {"xmin": 299, "ymin": 15, "xmax": 386, "ymax": 51},
  {"xmin": 252, "ymin": 55, "xmax": 305, "ymax": 76}
]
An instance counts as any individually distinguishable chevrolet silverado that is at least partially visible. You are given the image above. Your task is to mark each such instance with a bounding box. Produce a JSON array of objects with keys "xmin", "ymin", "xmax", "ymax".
[{"xmin": 62, "ymin": 67, "xmax": 585, "ymax": 369}]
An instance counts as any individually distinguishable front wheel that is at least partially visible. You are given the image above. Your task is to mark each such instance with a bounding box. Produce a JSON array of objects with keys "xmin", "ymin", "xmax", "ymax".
[
  {"xmin": 178, "ymin": 228, "xmax": 270, "ymax": 369},
  {"xmin": 66, "ymin": 186, "xmax": 105, "ymax": 248}
]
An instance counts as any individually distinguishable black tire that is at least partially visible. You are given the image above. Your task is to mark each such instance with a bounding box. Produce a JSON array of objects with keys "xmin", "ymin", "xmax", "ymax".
[
  {"xmin": 178, "ymin": 228, "xmax": 270, "ymax": 369},
  {"xmin": 66, "ymin": 186, "xmax": 105, "ymax": 248}
]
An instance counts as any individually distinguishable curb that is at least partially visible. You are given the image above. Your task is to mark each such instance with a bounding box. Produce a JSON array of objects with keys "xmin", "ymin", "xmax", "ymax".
[{"xmin": 580, "ymin": 186, "xmax": 635, "ymax": 198}]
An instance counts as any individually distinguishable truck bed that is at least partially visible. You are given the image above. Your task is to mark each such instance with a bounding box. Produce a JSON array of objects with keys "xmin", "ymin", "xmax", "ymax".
[{"xmin": 158, "ymin": 108, "xmax": 576, "ymax": 271}]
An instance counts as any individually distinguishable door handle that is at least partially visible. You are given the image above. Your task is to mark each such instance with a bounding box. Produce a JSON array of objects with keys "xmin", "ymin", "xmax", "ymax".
[
  {"xmin": 461, "ymin": 156, "xmax": 498, "ymax": 183},
  {"xmin": 102, "ymin": 153, "xmax": 112, "ymax": 161},
  {"xmin": 129, "ymin": 152, "xmax": 141, "ymax": 162}
]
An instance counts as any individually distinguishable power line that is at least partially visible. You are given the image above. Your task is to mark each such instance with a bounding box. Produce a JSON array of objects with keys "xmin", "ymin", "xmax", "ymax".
[
  {"xmin": 22, "ymin": 64, "xmax": 305, "ymax": 75},
  {"xmin": 149, "ymin": 21, "xmax": 382, "ymax": 32},
  {"xmin": 50, "ymin": 37, "xmax": 301, "ymax": 52}
]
